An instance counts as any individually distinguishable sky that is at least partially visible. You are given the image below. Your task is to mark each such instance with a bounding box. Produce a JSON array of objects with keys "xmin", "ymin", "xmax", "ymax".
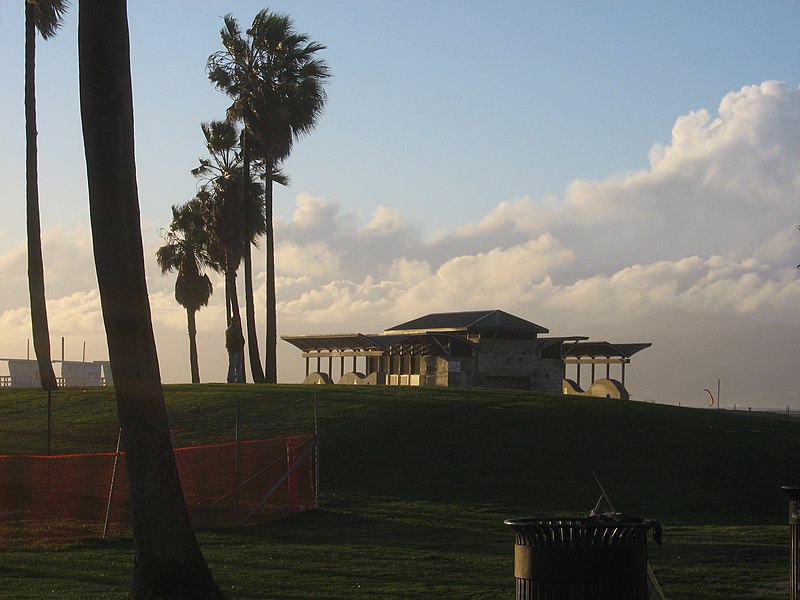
[{"xmin": 1, "ymin": 1, "xmax": 799, "ymax": 408}]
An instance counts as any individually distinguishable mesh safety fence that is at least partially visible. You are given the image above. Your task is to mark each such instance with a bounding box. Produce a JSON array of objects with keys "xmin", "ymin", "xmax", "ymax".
[{"xmin": 0, "ymin": 434, "xmax": 316, "ymax": 548}]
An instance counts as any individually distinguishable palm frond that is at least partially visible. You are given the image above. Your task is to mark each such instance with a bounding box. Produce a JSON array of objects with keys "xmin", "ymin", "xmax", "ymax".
[{"xmin": 28, "ymin": 0, "xmax": 70, "ymax": 40}]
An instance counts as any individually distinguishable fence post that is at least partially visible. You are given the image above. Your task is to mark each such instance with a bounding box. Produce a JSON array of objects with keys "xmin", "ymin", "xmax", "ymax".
[
  {"xmin": 287, "ymin": 438, "xmax": 298, "ymax": 512},
  {"xmin": 46, "ymin": 383, "xmax": 52, "ymax": 456},
  {"xmin": 784, "ymin": 486, "xmax": 800, "ymax": 600},
  {"xmin": 234, "ymin": 400, "xmax": 240, "ymax": 520},
  {"xmin": 103, "ymin": 429, "xmax": 123, "ymax": 539},
  {"xmin": 314, "ymin": 392, "xmax": 319, "ymax": 508}
]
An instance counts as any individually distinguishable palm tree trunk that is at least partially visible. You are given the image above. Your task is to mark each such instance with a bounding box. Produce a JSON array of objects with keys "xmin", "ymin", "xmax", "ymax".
[
  {"xmin": 225, "ymin": 258, "xmax": 245, "ymax": 382},
  {"xmin": 224, "ymin": 267, "xmax": 232, "ymax": 325},
  {"xmin": 243, "ymin": 242, "xmax": 264, "ymax": 382},
  {"xmin": 242, "ymin": 131, "xmax": 265, "ymax": 382},
  {"xmin": 225, "ymin": 257, "xmax": 241, "ymax": 322},
  {"xmin": 25, "ymin": 1, "xmax": 58, "ymax": 391},
  {"xmin": 78, "ymin": 2, "xmax": 221, "ymax": 597},
  {"xmin": 264, "ymin": 166, "xmax": 277, "ymax": 383},
  {"xmin": 187, "ymin": 307, "xmax": 200, "ymax": 384}
]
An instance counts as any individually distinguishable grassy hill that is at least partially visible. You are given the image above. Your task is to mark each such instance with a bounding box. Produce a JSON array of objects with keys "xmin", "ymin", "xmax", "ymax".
[{"xmin": 1, "ymin": 384, "xmax": 798, "ymax": 598}]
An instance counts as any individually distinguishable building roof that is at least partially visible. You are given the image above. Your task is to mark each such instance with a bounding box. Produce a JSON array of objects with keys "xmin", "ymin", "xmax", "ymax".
[
  {"xmin": 281, "ymin": 331, "xmax": 476, "ymax": 354},
  {"xmin": 562, "ymin": 341, "xmax": 652, "ymax": 359},
  {"xmin": 281, "ymin": 333, "xmax": 404, "ymax": 352},
  {"xmin": 385, "ymin": 309, "xmax": 549, "ymax": 335}
]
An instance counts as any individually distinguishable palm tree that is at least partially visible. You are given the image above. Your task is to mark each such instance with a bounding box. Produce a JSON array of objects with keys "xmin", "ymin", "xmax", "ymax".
[
  {"xmin": 156, "ymin": 200, "xmax": 215, "ymax": 384},
  {"xmin": 78, "ymin": 1, "xmax": 221, "ymax": 596},
  {"xmin": 192, "ymin": 120, "xmax": 266, "ymax": 382},
  {"xmin": 26, "ymin": 0, "xmax": 68, "ymax": 390},
  {"xmin": 207, "ymin": 9, "xmax": 329, "ymax": 383},
  {"xmin": 192, "ymin": 120, "xmax": 244, "ymax": 327}
]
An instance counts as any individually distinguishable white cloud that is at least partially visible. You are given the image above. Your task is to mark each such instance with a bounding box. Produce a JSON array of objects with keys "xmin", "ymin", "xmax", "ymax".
[
  {"xmin": 366, "ymin": 206, "xmax": 405, "ymax": 234},
  {"xmin": 540, "ymin": 256, "xmax": 800, "ymax": 323},
  {"xmin": 385, "ymin": 258, "xmax": 433, "ymax": 284},
  {"xmin": 391, "ymin": 235, "xmax": 574, "ymax": 314},
  {"xmin": 557, "ymin": 81, "xmax": 800, "ymax": 272},
  {"xmin": 275, "ymin": 241, "xmax": 341, "ymax": 278},
  {"xmin": 291, "ymin": 193, "xmax": 342, "ymax": 230}
]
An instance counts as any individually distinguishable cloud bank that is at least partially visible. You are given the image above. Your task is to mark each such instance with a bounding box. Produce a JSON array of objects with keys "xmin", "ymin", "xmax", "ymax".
[
  {"xmin": 273, "ymin": 81, "xmax": 800, "ymax": 330},
  {"xmin": 1, "ymin": 82, "xmax": 798, "ymax": 391}
]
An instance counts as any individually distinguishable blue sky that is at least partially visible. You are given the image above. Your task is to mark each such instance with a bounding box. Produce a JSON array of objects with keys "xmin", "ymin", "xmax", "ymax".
[
  {"xmin": 1, "ymin": 2, "xmax": 799, "ymax": 404},
  {"xmin": 2, "ymin": 1, "xmax": 797, "ymax": 238}
]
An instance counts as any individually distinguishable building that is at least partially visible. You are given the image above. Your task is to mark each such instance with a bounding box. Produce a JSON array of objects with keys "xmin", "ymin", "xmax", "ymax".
[{"xmin": 282, "ymin": 309, "xmax": 651, "ymax": 398}]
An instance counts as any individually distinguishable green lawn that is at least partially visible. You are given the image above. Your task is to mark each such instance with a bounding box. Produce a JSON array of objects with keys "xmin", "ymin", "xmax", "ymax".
[{"xmin": 1, "ymin": 384, "xmax": 798, "ymax": 598}]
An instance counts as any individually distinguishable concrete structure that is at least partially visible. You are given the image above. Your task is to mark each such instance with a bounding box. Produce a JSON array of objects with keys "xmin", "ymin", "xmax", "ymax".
[{"xmin": 282, "ymin": 309, "xmax": 651, "ymax": 397}]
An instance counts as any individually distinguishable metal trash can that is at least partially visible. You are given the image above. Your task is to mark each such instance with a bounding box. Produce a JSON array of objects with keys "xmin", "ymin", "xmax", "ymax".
[
  {"xmin": 504, "ymin": 514, "xmax": 661, "ymax": 600},
  {"xmin": 783, "ymin": 486, "xmax": 800, "ymax": 600}
]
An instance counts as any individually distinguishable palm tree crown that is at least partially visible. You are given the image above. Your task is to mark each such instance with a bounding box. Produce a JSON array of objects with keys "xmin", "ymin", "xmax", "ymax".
[
  {"xmin": 156, "ymin": 200, "xmax": 215, "ymax": 312},
  {"xmin": 208, "ymin": 9, "xmax": 329, "ymax": 162}
]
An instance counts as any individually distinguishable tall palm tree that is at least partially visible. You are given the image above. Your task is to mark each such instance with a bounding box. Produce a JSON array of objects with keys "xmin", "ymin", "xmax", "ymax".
[
  {"xmin": 207, "ymin": 9, "xmax": 329, "ymax": 383},
  {"xmin": 193, "ymin": 121, "xmax": 266, "ymax": 382},
  {"xmin": 156, "ymin": 200, "xmax": 215, "ymax": 384},
  {"xmin": 78, "ymin": 1, "xmax": 220, "ymax": 596},
  {"xmin": 26, "ymin": 0, "xmax": 68, "ymax": 390}
]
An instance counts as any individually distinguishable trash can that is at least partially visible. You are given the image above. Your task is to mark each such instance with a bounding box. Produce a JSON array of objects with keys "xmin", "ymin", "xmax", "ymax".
[
  {"xmin": 504, "ymin": 514, "xmax": 661, "ymax": 600},
  {"xmin": 782, "ymin": 486, "xmax": 800, "ymax": 600}
]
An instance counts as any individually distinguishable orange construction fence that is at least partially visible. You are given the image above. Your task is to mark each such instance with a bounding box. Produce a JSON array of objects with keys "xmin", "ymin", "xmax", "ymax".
[{"xmin": 0, "ymin": 434, "xmax": 316, "ymax": 548}]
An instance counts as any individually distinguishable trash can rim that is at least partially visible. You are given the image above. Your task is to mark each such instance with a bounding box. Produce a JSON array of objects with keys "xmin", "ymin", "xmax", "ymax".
[{"xmin": 504, "ymin": 516, "xmax": 653, "ymax": 526}]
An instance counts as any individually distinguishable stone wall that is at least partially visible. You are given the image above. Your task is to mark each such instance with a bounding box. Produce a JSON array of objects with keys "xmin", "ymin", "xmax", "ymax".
[
  {"xmin": 531, "ymin": 357, "xmax": 564, "ymax": 393},
  {"xmin": 475, "ymin": 339, "xmax": 564, "ymax": 392},
  {"xmin": 432, "ymin": 353, "xmax": 478, "ymax": 387},
  {"xmin": 477, "ymin": 339, "xmax": 537, "ymax": 378}
]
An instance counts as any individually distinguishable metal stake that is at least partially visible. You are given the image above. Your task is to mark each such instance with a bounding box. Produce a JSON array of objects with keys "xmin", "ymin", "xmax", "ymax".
[
  {"xmin": 314, "ymin": 392, "xmax": 319, "ymax": 508},
  {"xmin": 46, "ymin": 382, "xmax": 52, "ymax": 456},
  {"xmin": 235, "ymin": 400, "xmax": 240, "ymax": 520}
]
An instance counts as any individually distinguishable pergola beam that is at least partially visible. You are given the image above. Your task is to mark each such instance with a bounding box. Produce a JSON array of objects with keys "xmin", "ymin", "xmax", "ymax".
[
  {"xmin": 301, "ymin": 350, "xmax": 384, "ymax": 358},
  {"xmin": 563, "ymin": 357, "xmax": 630, "ymax": 365}
]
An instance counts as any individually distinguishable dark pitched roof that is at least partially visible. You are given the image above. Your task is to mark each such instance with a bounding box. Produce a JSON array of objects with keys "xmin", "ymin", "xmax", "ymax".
[
  {"xmin": 281, "ymin": 333, "xmax": 392, "ymax": 352},
  {"xmin": 562, "ymin": 341, "xmax": 652, "ymax": 359},
  {"xmin": 385, "ymin": 309, "xmax": 549, "ymax": 334}
]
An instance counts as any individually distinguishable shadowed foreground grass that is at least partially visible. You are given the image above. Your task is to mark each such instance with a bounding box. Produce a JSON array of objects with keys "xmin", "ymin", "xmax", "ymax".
[{"xmin": 1, "ymin": 384, "xmax": 797, "ymax": 598}]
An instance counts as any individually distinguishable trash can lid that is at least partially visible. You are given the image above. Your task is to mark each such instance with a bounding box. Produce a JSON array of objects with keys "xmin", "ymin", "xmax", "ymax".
[
  {"xmin": 504, "ymin": 514, "xmax": 662, "ymax": 547},
  {"xmin": 783, "ymin": 485, "xmax": 800, "ymax": 500}
]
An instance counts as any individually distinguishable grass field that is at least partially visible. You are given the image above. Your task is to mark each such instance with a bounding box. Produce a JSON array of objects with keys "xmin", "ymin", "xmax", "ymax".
[{"xmin": 1, "ymin": 384, "xmax": 798, "ymax": 598}]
